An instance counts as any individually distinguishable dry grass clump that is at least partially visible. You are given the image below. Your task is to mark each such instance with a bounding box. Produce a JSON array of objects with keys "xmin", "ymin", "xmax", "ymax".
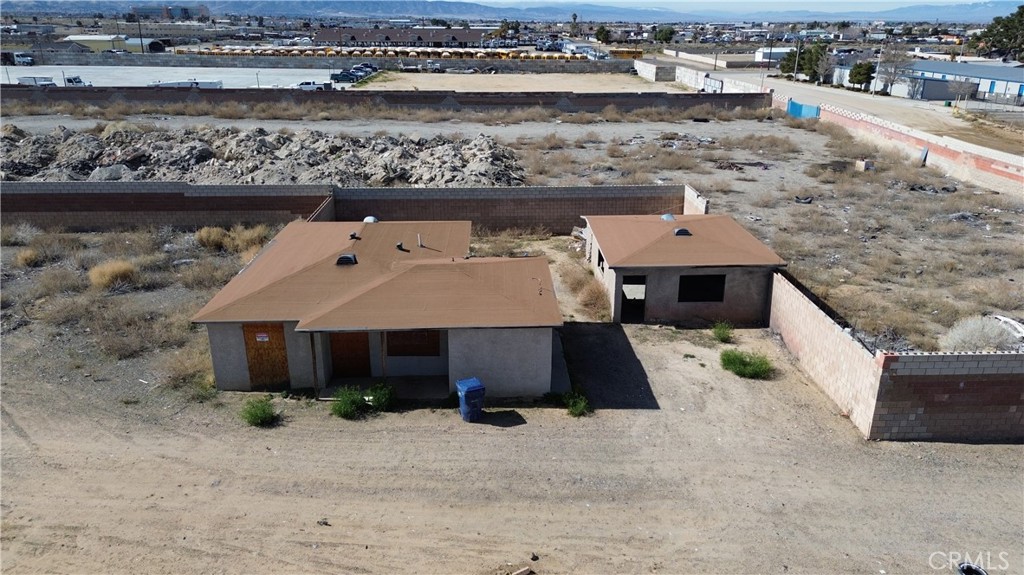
[
  {"xmin": 574, "ymin": 130, "xmax": 603, "ymax": 147},
  {"xmin": 194, "ymin": 224, "xmax": 271, "ymax": 254},
  {"xmin": 939, "ymin": 316, "xmax": 1019, "ymax": 351},
  {"xmin": 178, "ymin": 259, "xmax": 240, "ymax": 289},
  {"xmin": 650, "ymin": 149, "xmax": 700, "ymax": 171},
  {"xmin": 14, "ymin": 248, "xmax": 43, "ymax": 268},
  {"xmin": 101, "ymin": 230, "xmax": 160, "ymax": 257},
  {"xmin": 606, "ymin": 143, "xmax": 627, "ymax": 158},
  {"xmin": 88, "ymin": 259, "xmax": 139, "ymax": 290},
  {"xmin": 719, "ymin": 134, "xmax": 800, "ymax": 155},
  {"xmin": 698, "ymin": 178, "xmax": 734, "ymax": 194},
  {"xmin": 238, "ymin": 245, "xmax": 262, "ymax": 265},
  {"xmin": 43, "ymin": 292, "xmax": 101, "ymax": 326},
  {"xmin": 559, "ymin": 262, "xmax": 591, "ymax": 293},
  {"xmin": 0, "ymin": 223, "xmax": 43, "ymax": 246},
  {"xmin": 33, "ymin": 267, "xmax": 88, "ymax": 298},
  {"xmin": 529, "ymin": 133, "xmax": 567, "ymax": 150},
  {"xmin": 195, "ymin": 226, "xmax": 229, "ymax": 250},
  {"xmin": 470, "ymin": 226, "xmax": 550, "ymax": 257},
  {"xmin": 163, "ymin": 339, "xmax": 216, "ymax": 401},
  {"xmin": 579, "ymin": 278, "xmax": 611, "ymax": 320},
  {"xmin": 26, "ymin": 232, "xmax": 85, "ymax": 264}
]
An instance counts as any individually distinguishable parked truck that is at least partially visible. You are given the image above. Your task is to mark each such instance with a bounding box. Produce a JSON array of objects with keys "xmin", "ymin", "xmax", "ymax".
[
  {"xmin": 16, "ymin": 76, "xmax": 57, "ymax": 87},
  {"xmin": 290, "ymin": 81, "xmax": 331, "ymax": 91},
  {"xmin": 63, "ymin": 75, "xmax": 91, "ymax": 87},
  {"xmin": 14, "ymin": 52, "xmax": 35, "ymax": 65}
]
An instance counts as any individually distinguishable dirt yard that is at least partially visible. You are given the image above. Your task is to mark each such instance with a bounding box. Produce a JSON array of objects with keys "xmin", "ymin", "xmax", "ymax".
[{"xmin": 2, "ymin": 228, "xmax": 1022, "ymax": 574}]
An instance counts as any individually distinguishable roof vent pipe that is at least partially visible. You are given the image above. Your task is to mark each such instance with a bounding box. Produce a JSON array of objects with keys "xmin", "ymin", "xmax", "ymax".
[
  {"xmin": 417, "ymin": 233, "xmax": 423, "ymax": 248},
  {"xmin": 396, "ymin": 241, "xmax": 406, "ymax": 251},
  {"xmin": 349, "ymin": 232, "xmax": 359, "ymax": 240}
]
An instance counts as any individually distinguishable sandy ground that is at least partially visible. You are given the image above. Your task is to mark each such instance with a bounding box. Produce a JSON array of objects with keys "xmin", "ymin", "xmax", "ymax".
[{"xmin": 3, "ymin": 315, "xmax": 1021, "ymax": 574}]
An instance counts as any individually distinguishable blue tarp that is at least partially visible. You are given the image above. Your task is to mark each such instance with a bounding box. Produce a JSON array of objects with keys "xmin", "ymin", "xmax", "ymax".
[{"xmin": 786, "ymin": 99, "xmax": 820, "ymax": 119}]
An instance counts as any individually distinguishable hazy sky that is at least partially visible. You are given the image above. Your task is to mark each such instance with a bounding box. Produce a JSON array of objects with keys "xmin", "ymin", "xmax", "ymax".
[{"xmin": 488, "ymin": 1, "xmax": 970, "ymax": 10}]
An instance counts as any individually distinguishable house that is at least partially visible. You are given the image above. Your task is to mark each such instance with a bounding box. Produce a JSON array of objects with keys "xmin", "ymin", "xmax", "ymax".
[
  {"xmin": 192, "ymin": 220, "xmax": 562, "ymax": 398},
  {"xmin": 581, "ymin": 214, "xmax": 785, "ymax": 325}
]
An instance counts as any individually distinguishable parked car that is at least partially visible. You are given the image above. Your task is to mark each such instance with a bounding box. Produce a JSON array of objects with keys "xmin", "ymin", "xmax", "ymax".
[
  {"xmin": 330, "ymin": 71, "xmax": 359, "ymax": 83},
  {"xmin": 356, "ymin": 62, "xmax": 379, "ymax": 72}
]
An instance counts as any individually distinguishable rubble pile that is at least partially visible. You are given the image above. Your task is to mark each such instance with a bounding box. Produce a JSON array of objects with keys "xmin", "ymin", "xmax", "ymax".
[{"xmin": 0, "ymin": 124, "xmax": 526, "ymax": 187}]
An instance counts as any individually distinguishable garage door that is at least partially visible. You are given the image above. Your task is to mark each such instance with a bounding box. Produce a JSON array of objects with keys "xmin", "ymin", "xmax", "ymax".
[{"xmin": 243, "ymin": 323, "xmax": 290, "ymax": 391}]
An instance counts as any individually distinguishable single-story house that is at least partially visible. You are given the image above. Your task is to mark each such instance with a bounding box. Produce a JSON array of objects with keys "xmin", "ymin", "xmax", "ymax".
[
  {"xmin": 581, "ymin": 214, "xmax": 786, "ymax": 325},
  {"xmin": 192, "ymin": 220, "xmax": 562, "ymax": 398}
]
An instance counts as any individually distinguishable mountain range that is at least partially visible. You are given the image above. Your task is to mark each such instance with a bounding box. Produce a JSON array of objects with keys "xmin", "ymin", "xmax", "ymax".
[{"xmin": 4, "ymin": 0, "xmax": 1017, "ymax": 23}]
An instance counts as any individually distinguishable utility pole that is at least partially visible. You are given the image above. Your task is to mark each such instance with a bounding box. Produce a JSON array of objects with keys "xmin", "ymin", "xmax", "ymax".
[
  {"xmin": 793, "ymin": 39, "xmax": 802, "ymax": 80},
  {"xmin": 137, "ymin": 19, "xmax": 144, "ymax": 53},
  {"xmin": 872, "ymin": 40, "xmax": 884, "ymax": 95}
]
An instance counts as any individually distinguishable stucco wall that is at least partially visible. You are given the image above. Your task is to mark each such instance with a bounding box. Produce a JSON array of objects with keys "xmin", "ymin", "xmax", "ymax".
[
  {"xmin": 683, "ymin": 184, "xmax": 710, "ymax": 214},
  {"xmin": 283, "ymin": 321, "xmax": 316, "ymax": 389},
  {"xmin": 768, "ymin": 272, "xmax": 882, "ymax": 435},
  {"xmin": 448, "ymin": 327, "xmax": 553, "ymax": 397},
  {"xmin": 633, "ymin": 59, "xmax": 676, "ymax": 82},
  {"xmin": 624, "ymin": 266, "xmax": 774, "ymax": 326},
  {"xmin": 206, "ymin": 322, "xmax": 251, "ymax": 391}
]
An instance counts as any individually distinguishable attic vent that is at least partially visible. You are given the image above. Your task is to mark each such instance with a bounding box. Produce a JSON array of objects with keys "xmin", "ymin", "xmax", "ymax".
[
  {"xmin": 336, "ymin": 253, "xmax": 358, "ymax": 265},
  {"xmin": 673, "ymin": 228, "xmax": 692, "ymax": 236}
]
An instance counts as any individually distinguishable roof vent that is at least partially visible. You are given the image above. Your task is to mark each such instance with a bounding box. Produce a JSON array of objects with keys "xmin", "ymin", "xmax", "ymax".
[
  {"xmin": 362, "ymin": 216, "xmax": 378, "ymax": 223},
  {"xmin": 349, "ymin": 232, "xmax": 360, "ymax": 240},
  {"xmin": 661, "ymin": 214, "xmax": 676, "ymax": 221},
  {"xmin": 673, "ymin": 228, "xmax": 692, "ymax": 236},
  {"xmin": 335, "ymin": 253, "xmax": 357, "ymax": 265}
]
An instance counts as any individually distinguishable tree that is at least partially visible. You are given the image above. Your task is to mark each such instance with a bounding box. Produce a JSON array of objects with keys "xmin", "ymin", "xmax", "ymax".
[
  {"xmin": 849, "ymin": 61, "xmax": 875, "ymax": 90},
  {"xmin": 779, "ymin": 49, "xmax": 798, "ymax": 74},
  {"xmin": 654, "ymin": 26, "xmax": 676, "ymax": 43},
  {"xmin": 975, "ymin": 5, "xmax": 1024, "ymax": 61},
  {"xmin": 948, "ymin": 77, "xmax": 977, "ymax": 108},
  {"xmin": 813, "ymin": 49, "xmax": 836, "ymax": 83},
  {"xmin": 595, "ymin": 25, "xmax": 611, "ymax": 44},
  {"xmin": 876, "ymin": 43, "xmax": 913, "ymax": 92}
]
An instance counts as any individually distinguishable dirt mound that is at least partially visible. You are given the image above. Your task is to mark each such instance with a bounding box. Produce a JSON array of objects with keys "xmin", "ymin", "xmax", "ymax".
[{"xmin": 0, "ymin": 124, "xmax": 525, "ymax": 187}]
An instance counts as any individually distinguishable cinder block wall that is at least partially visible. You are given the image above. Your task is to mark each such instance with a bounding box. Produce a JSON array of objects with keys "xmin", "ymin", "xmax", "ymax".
[
  {"xmin": 769, "ymin": 272, "xmax": 882, "ymax": 435},
  {"xmin": 335, "ymin": 186, "xmax": 686, "ymax": 234},
  {"xmin": 1, "ymin": 182, "xmax": 332, "ymax": 230},
  {"xmin": 872, "ymin": 353, "xmax": 1024, "ymax": 441}
]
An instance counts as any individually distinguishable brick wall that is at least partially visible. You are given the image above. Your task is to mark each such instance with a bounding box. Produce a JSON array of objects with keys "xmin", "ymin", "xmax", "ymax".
[
  {"xmin": 1, "ymin": 182, "xmax": 331, "ymax": 230},
  {"xmin": 2, "ymin": 85, "xmax": 770, "ymax": 114},
  {"xmin": 769, "ymin": 272, "xmax": 882, "ymax": 435},
  {"xmin": 819, "ymin": 104, "xmax": 1024, "ymax": 196},
  {"xmin": 335, "ymin": 185, "xmax": 686, "ymax": 234},
  {"xmin": 872, "ymin": 353, "xmax": 1024, "ymax": 441}
]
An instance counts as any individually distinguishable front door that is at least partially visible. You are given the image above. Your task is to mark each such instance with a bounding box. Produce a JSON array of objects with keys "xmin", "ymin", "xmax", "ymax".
[
  {"xmin": 331, "ymin": 332, "xmax": 371, "ymax": 377},
  {"xmin": 243, "ymin": 323, "xmax": 290, "ymax": 391}
]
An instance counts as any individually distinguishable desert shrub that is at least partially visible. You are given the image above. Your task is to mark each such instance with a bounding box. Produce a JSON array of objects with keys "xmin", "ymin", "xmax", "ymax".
[
  {"xmin": 238, "ymin": 245, "xmax": 262, "ymax": 265},
  {"xmin": 719, "ymin": 134, "xmax": 800, "ymax": 155},
  {"xmin": 652, "ymin": 150, "xmax": 699, "ymax": 171},
  {"xmin": 33, "ymin": 268, "xmax": 87, "ymax": 298},
  {"xmin": 579, "ymin": 277, "xmax": 610, "ymax": 321},
  {"xmin": 178, "ymin": 259, "xmax": 239, "ymax": 290},
  {"xmin": 164, "ymin": 341, "xmax": 216, "ymax": 401},
  {"xmin": 720, "ymin": 349, "xmax": 774, "ymax": 379},
  {"xmin": 14, "ymin": 248, "xmax": 43, "ymax": 268},
  {"xmin": 101, "ymin": 231, "xmax": 160, "ymax": 258},
  {"xmin": 712, "ymin": 321, "xmax": 733, "ymax": 343},
  {"xmin": 938, "ymin": 316, "xmax": 1018, "ymax": 351},
  {"xmin": 560, "ymin": 262, "xmax": 591, "ymax": 294},
  {"xmin": 88, "ymin": 259, "xmax": 139, "ymax": 290},
  {"xmin": 241, "ymin": 396, "xmax": 278, "ymax": 427},
  {"xmin": 574, "ymin": 130, "xmax": 603, "ymax": 146},
  {"xmin": 700, "ymin": 178, "xmax": 733, "ymax": 194},
  {"xmin": 564, "ymin": 391, "xmax": 592, "ymax": 417},
  {"xmin": 533, "ymin": 133, "xmax": 567, "ymax": 150},
  {"xmin": 89, "ymin": 303, "xmax": 159, "ymax": 359},
  {"xmin": 331, "ymin": 386, "xmax": 368, "ymax": 420},
  {"xmin": 606, "ymin": 143, "xmax": 627, "ymax": 158},
  {"xmin": 367, "ymin": 381, "xmax": 396, "ymax": 412},
  {"xmin": 1, "ymin": 223, "xmax": 42, "ymax": 246},
  {"xmin": 28, "ymin": 233, "xmax": 85, "ymax": 263},
  {"xmin": 42, "ymin": 293, "xmax": 100, "ymax": 326},
  {"xmin": 224, "ymin": 224, "xmax": 271, "ymax": 254},
  {"xmin": 195, "ymin": 227, "xmax": 229, "ymax": 251}
]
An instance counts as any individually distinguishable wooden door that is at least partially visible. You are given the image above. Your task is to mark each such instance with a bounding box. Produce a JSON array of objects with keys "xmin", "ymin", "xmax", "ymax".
[
  {"xmin": 243, "ymin": 323, "xmax": 290, "ymax": 391},
  {"xmin": 331, "ymin": 332, "xmax": 371, "ymax": 378}
]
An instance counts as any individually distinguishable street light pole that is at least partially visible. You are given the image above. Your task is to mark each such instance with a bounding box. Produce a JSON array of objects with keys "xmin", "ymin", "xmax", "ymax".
[{"xmin": 137, "ymin": 19, "xmax": 144, "ymax": 53}]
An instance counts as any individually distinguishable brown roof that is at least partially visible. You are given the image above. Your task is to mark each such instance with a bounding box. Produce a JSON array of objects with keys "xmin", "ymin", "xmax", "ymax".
[
  {"xmin": 582, "ymin": 214, "xmax": 786, "ymax": 268},
  {"xmin": 193, "ymin": 220, "xmax": 561, "ymax": 330}
]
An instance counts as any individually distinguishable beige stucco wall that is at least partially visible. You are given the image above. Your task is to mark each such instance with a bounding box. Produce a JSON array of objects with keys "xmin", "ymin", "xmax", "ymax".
[
  {"xmin": 627, "ymin": 265, "xmax": 775, "ymax": 326},
  {"xmin": 448, "ymin": 327, "xmax": 553, "ymax": 397}
]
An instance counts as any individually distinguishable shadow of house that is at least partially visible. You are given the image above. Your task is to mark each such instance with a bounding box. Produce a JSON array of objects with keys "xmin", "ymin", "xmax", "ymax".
[{"xmin": 561, "ymin": 322, "xmax": 659, "ymax": 410}]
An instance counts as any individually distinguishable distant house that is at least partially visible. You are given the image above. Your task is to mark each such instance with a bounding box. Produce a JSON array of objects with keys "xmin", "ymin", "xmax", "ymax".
[
  {"xmin": 29, "ymin": 40, "xmax": 92, "ymax": 53},
  {"xmin": 314, "ymin": 27, "xmax": 492, "ymax": 49},
  {"xmin": 61, "ymin": 34, "xmax": 129, "ymax": 52},
  {"xmin": 193, "ymin": 220, "xmax": 562, "ymax": 398},
  {"xmin": 581, "ymin": 214, "xmax": 785, "ymax": 325},
  {"xmin": 832, "ymin": 60, "xmax": 1024, "ymax": 104}
]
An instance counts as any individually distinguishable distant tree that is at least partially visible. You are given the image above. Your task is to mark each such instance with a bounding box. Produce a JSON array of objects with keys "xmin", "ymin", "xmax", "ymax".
[
  {"xmin": 257, "ymin": 16, "xmax": 264, "ymax": 27},
  {"xmin": 595, "ymin": 25, "xmax": 611, "ymax": 44},
  {"xmin": 93, "ymin": 12, "xmax": 104, "ymax": 19},
  {"xmin": 876, "ymin": 43, "xmax": 913, "ymax": 92},
  {"xmin": 197, "ymin": 14, "xmax": 209, "ymax": 23},
  {"xmin": 813, "ymin": 49, "xmax": 836, "ymax": 83},
  {"xmin": 654, "ymin": 26, "xmax": 676, "ymax": 43},
  {"xmin": 849, "ymin": 61, "xmax": 875, "ymax": 89},
  {"xmin": 75, "ymin": 20, "xmax": 83, "ymax": 27},
  {"xmin": 429, "ymin": 18, "xmax": 449, "ymax": 27},
  {"xmin": 948, "ymin": 77, "xmax": 977, "ymax": 108},
  {"xmin": 835, "ymin": 21, "xmax": 852, "ymax": 32},
  {"xmin": 301, "ymin": 21, "xmax": 311, "ymax": 30},
  {"xmin": 778, "ymin": 49, "xmax": 798, "ymax": 74},
  {"xmin": 124, "ymin": 12, "xmax": 137, "ymax": 23},
  {"xmin": 975, "ymin": 5, "xmax": 1024, "ymax": 60},
  {"xmin": 458, "ymin": 20, "xmax": 469, "ymax": 30}
]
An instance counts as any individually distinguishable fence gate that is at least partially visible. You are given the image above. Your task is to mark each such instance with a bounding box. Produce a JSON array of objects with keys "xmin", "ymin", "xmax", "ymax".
[{"xmin": 786, "ymin": 99, "xmax": 821, "ymax": 119}]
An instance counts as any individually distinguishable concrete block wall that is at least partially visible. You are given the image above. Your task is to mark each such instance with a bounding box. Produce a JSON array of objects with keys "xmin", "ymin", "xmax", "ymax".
[
  {"xmin": 871, "ymin": 353, "xmax": 1024, "ymax": 441},
  {"xmin": 633, "ymin": 60, "xmax": 676, "ymax": 82},
  {"xmin": 1, "ymin": 182, "xmax": 331, "ymax": 230},
  {"xmin": 334, "ymin": 186, "xmax": 685, "ymax": 234},
  {"xmin": 683, "ymin": 184, "xmax": 710, "ymax": 214},
  {"xmin": 663, "ymin": 51, "xmax": 748, "ymax": 69},
  {"xmin": 819, "ymin": 104, "xmax": 1024, "ymax": 196},
  {"xmin": 769, "ymin": 272, "xmax": 883, "ymax": 435}
]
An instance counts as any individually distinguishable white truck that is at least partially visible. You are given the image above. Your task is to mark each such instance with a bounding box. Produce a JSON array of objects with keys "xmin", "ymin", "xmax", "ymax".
[
  {"xmin": 64, "ymin": 75, "xmax": 91, "ymax": 87},
  {"xmin": 16, "ymin": 76, "xmax": 57, "ymax": 87},
  {"xmin": 290, "ymin": 81, "xmax": 331, "ymax": 91},
  {"xmin": 13, "ymin": 52, "xmax": 34, "ymax": 65}
]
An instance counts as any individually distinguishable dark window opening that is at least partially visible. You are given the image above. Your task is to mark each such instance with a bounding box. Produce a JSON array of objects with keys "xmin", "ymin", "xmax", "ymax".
[
  {"xmin": 387, "ymin": 330, "xmax": 441, "ymax": 356},
  {"xmin": 678, "ymin": 274, "xmax": 726, "ymax": 303},
  {"xmin": 597, "ymin": 249, "xmax": 605, "ymax": 270}
]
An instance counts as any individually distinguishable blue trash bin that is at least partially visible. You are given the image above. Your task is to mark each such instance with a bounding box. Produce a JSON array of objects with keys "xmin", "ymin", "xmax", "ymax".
[{"xmin": 456, "ymin": 377, "xmax": 485, "ymax": 422}]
